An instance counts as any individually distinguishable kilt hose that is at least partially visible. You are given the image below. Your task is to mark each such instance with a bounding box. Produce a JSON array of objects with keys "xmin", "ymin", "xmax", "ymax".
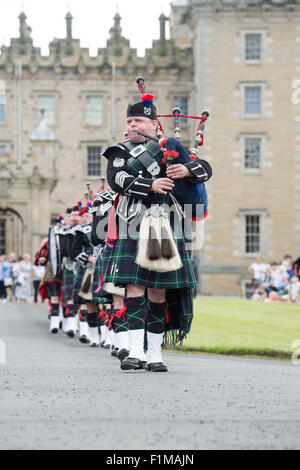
[{"xmin": 108, "ymin": 307, "xmax": 128, "ymax": 333}]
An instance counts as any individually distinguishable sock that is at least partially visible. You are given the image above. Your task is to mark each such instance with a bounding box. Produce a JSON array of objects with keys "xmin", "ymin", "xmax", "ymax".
[
  {"xmin": 50, "ymin": 303, "xmax": 59, "ymax": 317},
  {"xmin": 79, "ymin": 309, "xmax": 88, "ymax": 322},
  {"xmin": 124, "ymin": 296, "xmax": 146, "ymax": 331},
  {"xmin": 146, "ymin": 300, "xmax": 166, "ymax": 334},
  {"xmin": 113, "ymin": 306, "xmax": 128, "ymax": 333},
  {"xmin": 87, "ymin": 311, "xmax": 98, "ymax": 328},
  {"xmin": 63, "ymin": 304, "xmax": 75, "ymax": 318}
]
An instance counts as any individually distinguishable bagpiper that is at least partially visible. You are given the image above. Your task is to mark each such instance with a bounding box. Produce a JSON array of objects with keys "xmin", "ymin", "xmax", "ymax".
[
  {"xmin": 102, "ymin": 86, "xmax": 212, "ymax": 372},
  {"xmin": 60, "ymin": 204, "xmax": 82, "ymax": 337}
]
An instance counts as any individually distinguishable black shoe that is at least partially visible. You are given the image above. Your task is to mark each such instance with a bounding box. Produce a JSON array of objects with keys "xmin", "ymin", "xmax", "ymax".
[
  {"xmin": 50, "ymin": 328, "xmax": 58, "ymax": 334},
  {"xmin": 147, "ymin": 362, "xmax": 168, "ymax": 372},
  {"xmin": 103, "ymin": 343, "xmax": 111, "ymax": 349},
  {"xmin": 100, "ymin": 340, "xmax": 105, "ymax": 348},
  {"xmin": 79, "ymin": 335, "xmax": 89, "ymax": 344},
  {"xmin": 117, "ymin": 348, "xmax": 129, "ymax": 361},
  {"xmin": 111, "ymin": 347, "xmax": 119, "ymax": 357},
  {"xmin": 139, "ymin": 361, "xmax": 148, "ymax": 370},
  {"xmin": 89, "ymin": 342, "xmax": 99, "ymax": 348},
  {"xmin": 66, "ymin": 330, "xmax": 75, "ymax": 338},
  {"xmin": 120, "ymin": 357, "xmax": 144, "ymax": 371}
]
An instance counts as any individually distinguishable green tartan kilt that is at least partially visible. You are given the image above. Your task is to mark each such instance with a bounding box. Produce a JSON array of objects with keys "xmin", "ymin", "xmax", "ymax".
[
  {"xmin": 73, "ymin": 265, "xmax": 85, "ymax": 304},
  {"xmin": 102, "ymin": 237, "xmax": 196, "ymax": 290},
  {"xmin": 46, "ymin": 282, "xmax": 60, "ymax": 298},
  {"xmin": 62, "ymin": 268, "xmax": 75, "ymax": 301},
  {"xmin": 92, "ymin": 253, "xmax": 112, "ymax": 304}
]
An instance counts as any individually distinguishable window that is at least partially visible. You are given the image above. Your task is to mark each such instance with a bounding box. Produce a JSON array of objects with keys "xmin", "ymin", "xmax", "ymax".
[
  {"xmin": 87, "ymin": 146, "xmax": 102, "ymax": 177},
  {"xmin": 0, "ymin": 145, "xmax": 6, "ymax": 154},
  {"xmin": 245, "ymin": 34, "xmax": 261, "ymax": 62},
  {"xmin": 245, "ymin": 214, "xmax": 260, "ymax": 254},
  {"xmin": 0, "ymin": 219, "xmax": 5, "ymax": 255},
  {"xmin": 173, "ymin": 97, "xmax": 188, "ymax": 124},
  {"xmin": 244, "ymin": 86, "xmax": 261, "ymax": 115},
  {"xmin": 86, "ymin": 96, "xmax": 102, "ymax": 125},
  {"xmin": 38, "ymin": 96, "xmax": 55, "ymax": 125},
  {"xmin": 244, "ymin": 138, "xmax": 261, "ymax": 169}
]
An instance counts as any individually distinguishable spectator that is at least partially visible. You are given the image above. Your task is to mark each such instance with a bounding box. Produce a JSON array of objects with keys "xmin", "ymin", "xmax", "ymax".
[
  {"xmin": 1, "ymin": 255, "xmax": 13, "ymax": 302},
  {"xmin": 264, "ymin": 262, "xmax": 289, "ymax": 301},
  {"xmin": 15, "ymin": 253, "xmax": 32, "ymax": 303},
  {"xmin": 293, "ymin": 256, "xmax": 300, "ymax": 280},
  {"xmin": 10, "ymin": 253, "xmax": 19, "ymax": 301},
  {"xmin": 0, "ymin": 256, "xmax": 6, "ymax": 302},
  {"xmin": 248, "ymin": 257, "xmax": 268, "ymax": 286},
  {"xmin": 289, "ymin": 275, "xmax": 300, "ymax": 303},
  {"xmin": 249, "ymin": 278, "xmax": 264, "ymax": 301},
  {"xmin": 282, "ymin": 255, "xmax": 294, "ymax": 281},
  {"xmin": 32, "ymin": 260, "xmax": 45, "ymax": 303}
]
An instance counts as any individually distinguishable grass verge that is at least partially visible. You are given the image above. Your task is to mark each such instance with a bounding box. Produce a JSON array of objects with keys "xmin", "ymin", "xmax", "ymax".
[{"xmin": 165, "ymin": 298, "xmax": 300, "ymax": 360}]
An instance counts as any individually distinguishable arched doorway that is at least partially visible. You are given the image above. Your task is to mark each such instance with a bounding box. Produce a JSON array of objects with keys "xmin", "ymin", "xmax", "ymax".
[{"xmin": 0, "ymin": 208, "xmax": 23, "ymax": 256}]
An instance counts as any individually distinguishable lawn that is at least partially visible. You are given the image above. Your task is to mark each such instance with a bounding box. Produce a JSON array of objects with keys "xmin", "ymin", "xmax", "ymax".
[{"xmin": 179, "ymin": 298, "xmax": 300, "ymax": 358}]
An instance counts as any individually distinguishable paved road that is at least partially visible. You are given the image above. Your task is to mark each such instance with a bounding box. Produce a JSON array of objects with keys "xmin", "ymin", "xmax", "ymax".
[{"xmin": 0, "ymin": 302, "xmax": 299, "ymax": 450}]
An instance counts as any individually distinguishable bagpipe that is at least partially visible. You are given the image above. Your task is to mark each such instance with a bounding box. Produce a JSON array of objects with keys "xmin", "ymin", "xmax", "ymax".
[
  {"xmin": 133, "ymin": 77, "xmax": 211, "ymax": 272},
  {"xmin": 135, "ymin": 76, "xmax": 209, "ymax": 219}
]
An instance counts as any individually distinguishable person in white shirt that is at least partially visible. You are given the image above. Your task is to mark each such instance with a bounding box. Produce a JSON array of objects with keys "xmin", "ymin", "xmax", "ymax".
[
  {"xmin": 248, "ymin": 257, "xmax": 268, "ymax": 285},
  {"xmin": 32, "ymin": 262, "xmax": 45, "ymax": 303}
]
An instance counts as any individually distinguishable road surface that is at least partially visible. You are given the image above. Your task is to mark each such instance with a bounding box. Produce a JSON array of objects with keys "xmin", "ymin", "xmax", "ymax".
[{"xmin": 0, "ymin": 302, "xmax": 299, "ymax": 450}]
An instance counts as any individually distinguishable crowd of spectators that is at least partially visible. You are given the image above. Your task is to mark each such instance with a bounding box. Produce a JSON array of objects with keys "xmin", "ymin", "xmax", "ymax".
[
  {"xmin": 0, "ymin": 253, "xmax": 44, "ymax": 303},
  {"xmin": 246, "ymin": 255, "xmax": 300, "ymax": 302}
]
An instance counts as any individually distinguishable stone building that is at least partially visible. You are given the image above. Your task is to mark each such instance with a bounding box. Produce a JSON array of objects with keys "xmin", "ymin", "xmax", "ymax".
[
  {"xmin": 172, "ymin": 0, "xmax": 300, "ymax": 294},
  {"xmin": 0, "ymin": 0, "xmax": 299, "ymax": 295},
  {"xmin": 0, "ymin": 10, "xmax": 193, "ymax": 258}
]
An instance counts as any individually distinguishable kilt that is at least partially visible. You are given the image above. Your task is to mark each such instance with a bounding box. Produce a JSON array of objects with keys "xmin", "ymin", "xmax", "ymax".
[
  {"xmin": 39, "ymin": 280, "xmax": 61, "ymax": 301},
  {"xmin": 62, "ymin": 268, "xmax": 75, "ymax": 301},
  {"xmin": 101, "ymin": 211, "xmax": 196, "ymax": 343},
  {"xmin": 165, "ymin": 288, "xmax": 193, "ymax": 344},
  {"xmin": 92, "ymin": 254, "xmax": 112, "ymax": 304},
  {"xmin": 102, "ymin": 237, "xmax": 196, "ymax": 290},
  {"xmin": 74, "ymin": 265, "xmax": 85, "ymax": 305}
]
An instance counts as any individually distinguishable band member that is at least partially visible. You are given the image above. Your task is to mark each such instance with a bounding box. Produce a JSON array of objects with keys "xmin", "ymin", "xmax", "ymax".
[
  {"xmin": 61, "ymin": 205, "xmax": 82, "ymax": 337},
  {"xmin": 35, "ymin": 219, "xmax": 62, "ymax": 334},
  {"xmin": 87, "ymin": 189, "xmax": 128, "ymax": 350},
  {"xmin": 102, "ymin": 96, "xmax": 212, "ymax": 372},
  {"xmin": 70, "ymin": 205, "xmax": 94, "ymax": 344}
]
